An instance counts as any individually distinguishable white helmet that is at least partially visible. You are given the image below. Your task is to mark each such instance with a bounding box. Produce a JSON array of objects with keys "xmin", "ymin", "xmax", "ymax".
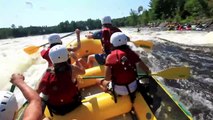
[
  {"xmin": 49, "ymin": 45, "xmax": 69, "ymax": 64},
  {"xmin": 0, "ymin": 91, "xmax": 18, "ymax": 120},
  {"xmin": 101, "ymin": 16, "xmax": 111, "ymax": 25},
  {"xmin": 48, "ymin": 34, "xmax": 62, "ymax": 45},
  {"xmin": 110, "ymin": 32, "xmax": 128, "ymax": 47}
]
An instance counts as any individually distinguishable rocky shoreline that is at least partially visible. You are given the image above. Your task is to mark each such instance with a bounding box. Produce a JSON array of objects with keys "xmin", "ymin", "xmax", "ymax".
[{"xmin": 146, "ymin": 20, "xmax": 213, "ymax": 32}]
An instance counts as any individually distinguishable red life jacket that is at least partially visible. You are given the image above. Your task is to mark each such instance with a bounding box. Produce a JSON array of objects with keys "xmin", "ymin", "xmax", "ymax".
[
  {"xmin": 106, "ymin": 47, "xmax": 141, "ymax": 85},
  {"xmin": 40, "ymin": 68, "xmax": 79, "ymax": 106},
  {"xmin": 40, "ymin": 47, "xmax": 53, "ymax": 67},
  {"xmin": 102, "ymin": 26, "xmax": 121, "ymax": 54}
]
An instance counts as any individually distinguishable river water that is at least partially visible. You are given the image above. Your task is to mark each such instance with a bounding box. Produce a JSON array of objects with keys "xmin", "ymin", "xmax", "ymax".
[
  {"xmin": 133, "ymin": 29, "xmax": 213, "ymax": 120},
  {"xmin": 151, "ymin": 40, "xmax": 213, "ymax": 120},
  {"xmin": 0, "ymin": 28, "xmax": 212, "ymax": 120}
]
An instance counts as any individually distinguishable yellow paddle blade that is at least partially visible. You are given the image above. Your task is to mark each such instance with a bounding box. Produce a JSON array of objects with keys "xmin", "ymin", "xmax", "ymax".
[
  {"xmin": 23, "ymin": 45, "xmax": 40, "ymax": 55},
  {"xmin": 152, "ymin": 67, "xmax": 190, "ymax": 79},
  {"xmin": 132, "ymin": 40, "xmax": 153, "ymax": 49}
]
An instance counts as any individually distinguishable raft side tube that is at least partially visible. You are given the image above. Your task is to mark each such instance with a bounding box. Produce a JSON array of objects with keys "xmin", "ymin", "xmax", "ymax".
[
  {"xmin": 70, "ymin": 38, "xmax": 103, "ymax": 58},
  {"xmin": 78, "ymin": 66, "xmax": 105, "ymax": 88},
  {"xmin": 44, "ymin": 92, "xmax": 156, "ymax": 120}
]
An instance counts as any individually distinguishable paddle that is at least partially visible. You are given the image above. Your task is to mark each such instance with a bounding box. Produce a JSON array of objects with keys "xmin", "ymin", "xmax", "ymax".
[
  {"xmin": 151, "ymin": 66, "xmax": 190, "ymax": 79},
  {"xmin": 131, "ymin": 40, "xmax": 153, "ymax": 49},
  {"xmin": 23, "ymin": 32, "xmax": 75, "ymax": 55},
  {"xmin": 10, "ymin": 84, "xmax": 16, "ymax": 92},
  {"xmin": 82, "ymin": 67, "xmax": 190, "ymax": 80}
]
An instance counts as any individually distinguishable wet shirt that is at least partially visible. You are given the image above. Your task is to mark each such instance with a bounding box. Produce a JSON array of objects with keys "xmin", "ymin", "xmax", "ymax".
[
  {"xmin": 40, "ymin": 47, "xmax": 52, "ymax": 67},
  {"xmin": 39, "ymin": 70, "xmax": 79, "ymax": 106},
  {"xmin": 105, "ymin": 47, "xmax": 141, "ymax": 85}
]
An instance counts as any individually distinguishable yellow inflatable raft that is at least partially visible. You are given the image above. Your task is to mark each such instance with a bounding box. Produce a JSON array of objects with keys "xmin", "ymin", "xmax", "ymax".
[
  {"xmin": 43, "ymin": 74, "xmax": 193, "ymax": 120},
  {"xmin": 78, "ymin": 65, "xmax": 105, "ymax": 88},
  {"xmin": 44, "ymin": 92, "xmax": 156, "ymax": 120},
  {"xmin": 70, "ymin": 38, "xmax": 103, "ymax": 58},
  {"xmin": 69, "ymin": 38, "xmax": 153, "ymax": 58}
]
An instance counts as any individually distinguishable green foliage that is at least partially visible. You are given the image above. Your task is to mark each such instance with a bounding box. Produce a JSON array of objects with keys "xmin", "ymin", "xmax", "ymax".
[
  {"xmin": 112, "ymin": 17, "xmax": 128, "ymax": 27},
  {"xmin": 0, "ymin": 19, "xmax": 102, "ymax": 39},
  {"xmin": 181, "ymin": 16, "xmax": 195, "ymax": 24},
  {"xmin": 129, "ymin": 9, "xmax": 139, "ymax": 26},
  {"xmin": 0, "ymin": 28, "xmax": 12, "ymax": 39},
  {"xmin": 174, "ymin": 14, "xmax": 182, "ymax": 23},
  {"xmin": 140, "ymin": 10, "xmax": 150, "ymax": 25},
  {"xmin": 141, "ymin": 0, "xmax": 212, "ymax": 25},
  {"xmin": 208, "ymin": 0, "xmax": 213, "ymax": 16},
  {"xmin": 184, "ymin": 0, "xmax": 203, "ymax": 17}
]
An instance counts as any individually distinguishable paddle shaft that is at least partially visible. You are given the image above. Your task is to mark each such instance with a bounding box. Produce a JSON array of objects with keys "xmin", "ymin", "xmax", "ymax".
[
  {"xmin": 10, "ymin": 84, "xmax": 16, "ymax": 92},
  {"xmin": 24, "ymin": 32, "xmax": 76, "ymax": 54},
  {"xmin": 39, "ymin": 32, "xmax": 74, "ymax": 47},
  {"xmin": 82, "ymin": 74, "xmax": 147, "ymax": 79},
  {"xmin": 82, "ymin": 67, "xmax": 190, "ymax": 80},
  {"xmin": 61, "ymin": 32, "xmax": 75, "ymax": 39}
]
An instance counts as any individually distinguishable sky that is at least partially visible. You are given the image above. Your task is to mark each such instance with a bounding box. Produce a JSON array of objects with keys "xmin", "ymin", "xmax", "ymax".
[{"xmin": 0, "ymin": 0, "xmax": 150, "ymax": 28}]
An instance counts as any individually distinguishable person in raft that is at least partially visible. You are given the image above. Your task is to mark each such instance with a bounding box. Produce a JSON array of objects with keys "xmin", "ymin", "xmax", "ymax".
[
  {"xmin": 37, "ymin": 45, "xmax": 85, "ymax": 116},
  {"xmin": 86, "ymin": 16, "xmax": 122, "ymax": 68},
  {"xmin": 41, "ymin": 29, "xmax": 81, "ymax": 67},
  {"xmin": 97, "ymin": 32, "xmax": 151, "ymax": 102},
  {"xmin": 0, "ymin": 73, "xmax": 43, "ymax": 120}
]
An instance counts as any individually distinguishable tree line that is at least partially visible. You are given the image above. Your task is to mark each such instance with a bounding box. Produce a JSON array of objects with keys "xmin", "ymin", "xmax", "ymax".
[
  {"xmin": 129, "ymin": 0, "xmax": 213, "ymax": 26},
  {"xmin": 0, "ymin": 19, "xmax": 102, "ymax": 39},
  {"xmin": 1, "ymin": 0, "xmax": 213, "ymax": 39}
]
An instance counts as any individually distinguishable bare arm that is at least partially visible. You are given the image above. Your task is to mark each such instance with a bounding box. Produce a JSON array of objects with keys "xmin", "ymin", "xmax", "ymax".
[
  {"xmin": 72, "ymin": 61, "xmax": 86, "ymax": 77},
  {"xmin": 68, "ymin": 29, "xmax": 81, "ymax": 52},
  {"xmin": 70, "ymin": 52, "xmax": 78, "ymax": 61},
  {"xmin": 85, "ymin": 32, "xmax": 93, "ymax": 39},
  {"xmin": 95, "ymin": 66, "xmax": 111, "ymax": 92},
  {"xmin": 10, "ymin": 73, "xmax": 42, "ymax": 120}
]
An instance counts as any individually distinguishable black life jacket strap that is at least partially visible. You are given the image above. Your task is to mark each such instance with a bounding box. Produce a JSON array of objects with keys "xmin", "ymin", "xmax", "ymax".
[
  {"xmin": 111, "ymin": 82, "xmax": 117, "ymax": 103},
  {"xmin": 125, "ymin": 84, "xmax": 136, "ymax": 103},
  {"xmin": 41, "ymin": 99, "xmax": 54, "ymax": 117}
]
